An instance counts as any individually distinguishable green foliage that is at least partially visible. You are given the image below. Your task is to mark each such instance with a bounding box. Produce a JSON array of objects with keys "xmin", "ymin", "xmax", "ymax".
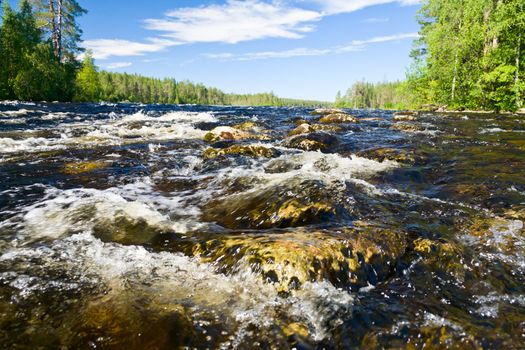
[
  {"xmin": 13, "ymin": 42, "xmax": 76, "ymax": 101},
  {"xmin": 412, "ymin": 0, "xmax": 525, "ymax": 111},
  {"xmin": 335, "ymin": 80, "xmax": 413, "ymax": 110},
  {"xmin": 88, "ymin": 71, "xmax": 329, "ymax": 106},
  {"xmin": 75, "ymin": 51, "xmax": 100, "ymax": 102},
  {"xmin": 0, "ymin": 0, "xmax": 80, "ymax": 101}
]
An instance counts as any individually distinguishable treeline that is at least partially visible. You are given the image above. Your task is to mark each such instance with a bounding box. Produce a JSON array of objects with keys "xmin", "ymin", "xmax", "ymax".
[
  {"xmin": 335, "ymin": 81, "xmax": 413, "ymax": 109},
  {"xmin": 409, "ymin": 0, "xmax": 524, "ymax": 111},
  {"xmin": 76, "ymin": 54, "xmax": 329, "ymax": 106},
  {"xmin": 0, "ymin": 0, "xmax": 84, "ymax": 101},
  {"xmin": 337, "ymin": 0, "xmax": 524, "ymax": 112},
  {"xmin": 0, "ymin": 1, "xmax": 327, "ymax": 107}
]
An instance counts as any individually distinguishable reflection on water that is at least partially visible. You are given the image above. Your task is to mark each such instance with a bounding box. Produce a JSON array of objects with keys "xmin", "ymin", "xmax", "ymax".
[{"xmin": 1, "ymin": 101, "xmax": 524, "ymax": 349}]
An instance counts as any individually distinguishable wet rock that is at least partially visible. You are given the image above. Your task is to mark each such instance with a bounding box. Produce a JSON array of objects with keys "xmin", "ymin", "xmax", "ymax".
[
  {"xmin": 203, "ymin": 126, "xmax": 253, "ymax": 142},
  {"xmin": 310, "ymin": 108, "xmax": 346, "ymax": 116},
  {"xmin": 61, "ymin": 161, "xmax": 109, "ymax": 175},
  {"xmin": 93, "ymin": 215, "xmax": 164, "ymax": 246},
  {"xmin": 393, "ymin": 113, "xmax": 418, "ymax": 122},
  {"xmin": 360, "ymin": 117, "xmax": 385, "ymax": 122},
  {"xmin": 288, "ymin": 123, "xmax": 344, "ymax": 136},
  {"xmin": 282, "ymin": 132, "xmax": 339, "ymax": 152},
  {"xmin": 412, "ymin": 238, "xmax": 465, "ymax": 280},
  {"xmin": 390, "ymin": 123, "xmax": 426, "ymax": 133},
  {"xmin": 319, "ymin": 113, "xmax": 358, "ymax": 124},
  {"xmin": 288, "ymin": 123, "xmax": 315, "ymax": 136},
  {"xmin": 203, "ymin": 145, "xmax": 280, "ymax": 159},
  {"xmin": 357, "ymin": 147, "xmax": 426, "ymax": 165},
  {"xmin": 185, "ymin": 225, "xmax": 406, "ymax": 293},
  {"xmin": 232, "ymin": 121, "xmax": 259, "ymax": 131},
  {"xmin": 203, "ymin": 180, "xmax": 341, "ymax": 229}
]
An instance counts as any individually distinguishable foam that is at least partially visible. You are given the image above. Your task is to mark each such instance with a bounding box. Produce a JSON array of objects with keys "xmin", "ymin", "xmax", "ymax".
[{"xmin": 0, "ymin": 110, "xmax": 215, "ymax": 155}]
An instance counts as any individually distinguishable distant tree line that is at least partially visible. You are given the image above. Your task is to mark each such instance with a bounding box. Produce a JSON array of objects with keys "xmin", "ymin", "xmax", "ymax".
[
  {"xmin": 335, "ymin": 81, "xmax": 413, "ymax": 110},
  {"xmin": 0, "ymin": 1, "xmax": 327, "ymax": 107},
  {"xmin": 75, "ymin": 52, "xmax": 329, "ymax": 106},
  {"xmin": 337, "ymin": 0, "xmax": 525, "ymax": 112}
]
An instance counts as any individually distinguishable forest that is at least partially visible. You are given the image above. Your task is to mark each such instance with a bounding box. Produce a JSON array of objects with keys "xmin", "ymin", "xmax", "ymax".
[
  {"xmin": 337, "ymin": 0, "xmax": 525, "ymax": 111},
  {"xmin": 0, "ymin": 0, "xmax": 326, "ymax": 107},
  {"xmin": 1, "ymin": 0, "xmax": 524, "ymax": 110}
]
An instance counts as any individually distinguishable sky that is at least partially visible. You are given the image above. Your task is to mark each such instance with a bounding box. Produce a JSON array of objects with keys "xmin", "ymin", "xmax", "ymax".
[{"xmin": 13, "ymin": 0, "xmax": 423, "ymax": 101}]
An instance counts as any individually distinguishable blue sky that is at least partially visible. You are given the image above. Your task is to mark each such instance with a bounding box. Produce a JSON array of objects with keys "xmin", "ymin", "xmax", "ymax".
[{"xmin": 13, "ymin": 0, "xmax": 422, "ymax": 101}]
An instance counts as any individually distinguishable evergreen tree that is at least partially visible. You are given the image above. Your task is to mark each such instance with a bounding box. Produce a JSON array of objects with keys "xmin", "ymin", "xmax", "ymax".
[{"xmin": 30, "ymin": 0, "xmax": 86, "ymax": 59}]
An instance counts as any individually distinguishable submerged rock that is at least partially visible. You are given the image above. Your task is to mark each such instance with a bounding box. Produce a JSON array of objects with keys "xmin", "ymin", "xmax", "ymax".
[
  {"xmin": 319, "ymin": 113, "xmax": 358, "ymax": 124},
  {"xmin": 357, "ymin": 147, "xmax": 426, "ymax": 165},
  {"xmin": 412, "ymin": 238, "xmax": 466, "ymax": 280},
  {"xmin": 202, "ymin": 179, "xmax": 349, "ymax": 229},
  {"xmin": 282, "ymin": 132, "xmax": 339, "ymax": 152},
  {"xmin": 391, "ymin": 123, "xmax": 426, "ymax": 133},
  {"xmin": 288, "ymin": 123, "xmax": 343, "ymax": 137},
  {"xmin": 203, "ymin": 144, "xmax": 280, "ymax": 159},
  {"xmin": 393, "ymin": 114, "xmax": 418, "ymax": 122},
  {"xmin": 310, "ymin": 108, "xmax": 346, "ymax": 116},
  {"xmin": 184, "ymin": 225, "xmax": 406, "ymax": 293},
  {"xmin": 61, "ymin": 161, "xmax": 109, "ymax": 175}
]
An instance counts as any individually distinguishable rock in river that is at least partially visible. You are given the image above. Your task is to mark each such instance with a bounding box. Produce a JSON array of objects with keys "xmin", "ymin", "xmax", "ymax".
[
  {"xmin": 282, "ymin": 132, "xmax": 339, "ymax": 152},
  {"xmin": 183, "ymin": 224, "xmax": 406, "ymax": 293},
  {"xmin": 203, "ymin": 144, "xmax": 280, "ymax": 159}
]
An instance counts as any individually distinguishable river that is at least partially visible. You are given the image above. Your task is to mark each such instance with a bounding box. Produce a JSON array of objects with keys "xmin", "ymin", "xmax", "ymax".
[{"xmin": 1, "ymin": 102, "xmax": 524, "ymax": 349}]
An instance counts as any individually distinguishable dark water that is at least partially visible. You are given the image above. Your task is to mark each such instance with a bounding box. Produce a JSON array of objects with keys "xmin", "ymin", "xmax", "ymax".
[{"xmin": 1, "ymin": 101, "xmax": 524, "ymax": 349}]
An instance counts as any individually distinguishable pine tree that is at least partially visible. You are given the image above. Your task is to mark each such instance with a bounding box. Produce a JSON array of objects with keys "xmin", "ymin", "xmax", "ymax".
[{"xmin": 30, "ymin": 0, "xmax": 86, "ymax": 59}]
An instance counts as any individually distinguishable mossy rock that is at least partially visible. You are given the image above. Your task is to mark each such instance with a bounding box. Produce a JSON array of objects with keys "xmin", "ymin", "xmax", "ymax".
[
  {"xmin": 202, "ymin": 179, "xmax": 348, "ymax": 229},
  {"xmin": 61, "ymin": 161, "xmax": 109, "ymax": 175},
  {"xmin": 357, "ymin": 147, "xmax": 424, "ymax": 165},
  {"xmin": 289, "ymin": 123, "xmax": 344, "ymax": 137},
  {"xmin": 391, "ymin": 123, "xmax": 426, "ymax": 133},
  {"xmin": 232, "ymin": 121, "xmax": 259, "ymax": 131},
  {"xmin": 282, "ymin": 132, "xmax": 339, "ymax": 152},
  {"xmin": 310, "ymin": 108, "xmax": 347, "ymax": 116},
  {"xmin": 361, "ymin": 325, "xmax": 483, "ymax": 350},
  {"xmin": 92, "ymin": 215, "xmax": 165, "ymax": 246},
  {"xmin": 203, "ymin": 126, "xmax": 267, "ymax": 142},
  {"xmin": 319, "ymin": 113, "xmax": 358, "ymax": 124},
  {"xmin": 203, "ymin": 145, "xmax": 280, "ymax": 159},
  {"xmin": 184, "ymin": 225, "xmax": 406, "ymax": 293},
  {"xmin": 393, "ymin": 114, "xmax": 418, "ymax": 122},
  {"xmin": 412, "ymin": 238, "xmax": 466, "ymax": 280},
  {"xmin": 288, "ymin": 123, "xmax": 314, "ymax": 136}
]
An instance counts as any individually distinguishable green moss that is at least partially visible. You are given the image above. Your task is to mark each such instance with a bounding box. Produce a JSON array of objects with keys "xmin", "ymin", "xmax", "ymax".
[
  {"xmin": 61, "ymin": 161, "xmax": 108, "ymax": 175},
  {"xmin": 203, "ymin": 145, "xmax": 279, "ymax": 159}
]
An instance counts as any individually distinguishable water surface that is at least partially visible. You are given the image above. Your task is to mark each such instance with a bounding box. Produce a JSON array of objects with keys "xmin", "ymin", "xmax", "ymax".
[{"xmin": 1, "ymin": 102, "xmax": 524, "ymax": 349}]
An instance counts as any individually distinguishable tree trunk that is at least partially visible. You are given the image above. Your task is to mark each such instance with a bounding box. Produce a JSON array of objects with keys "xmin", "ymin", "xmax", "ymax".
[
  {"xmin": 49, "ymin": 0, "xmax": 58, "ymax": 57},
  {"xmin": 516, "ymin": 33, "xmax": 522, "ymax": 108},
  {"xmin": 57, "ymin": 0, "xmax": 63, "ymax": 59},
  {"xmin": 451, "ymin": 50, "xmax": 459, "ymax": 102}
]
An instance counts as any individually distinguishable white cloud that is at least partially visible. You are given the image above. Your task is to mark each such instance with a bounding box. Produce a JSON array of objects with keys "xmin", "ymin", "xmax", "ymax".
[
  {"xmin": 205, "ymin": 47, "xmax": 332, "ymax": 61},
  {"xmin": 315, "ymin": 0, "xmax": 420, "ymax": 15},
  {"xmin": 83, "ymin": 38, "xmax": 180, "ymax": 60},
  {"xmin": 205, "ymin": 32, "xmax": 418, "ymax": 61},
  {"xmin": 103, "ymin": 62, "xmax": 133, "ymax": 69},
  {"xmin": 84, "ymin": 0, "xmax": 421, "ymax": 59},
  {"xmin": 144, "ymin": 0, "xmax": 321, "ymax": 44}
]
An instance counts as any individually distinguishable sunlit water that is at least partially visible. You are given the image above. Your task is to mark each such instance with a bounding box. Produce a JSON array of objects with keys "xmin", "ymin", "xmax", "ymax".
[{"xmin": 1, "ymin": 102, "xmax": 524, "ymax": 349}]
